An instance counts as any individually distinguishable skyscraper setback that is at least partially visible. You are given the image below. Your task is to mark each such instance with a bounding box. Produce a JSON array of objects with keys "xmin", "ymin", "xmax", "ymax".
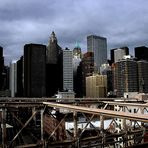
[{"xmin": 87, "ymin": 35, "xmax": 107, "ymax": 72}]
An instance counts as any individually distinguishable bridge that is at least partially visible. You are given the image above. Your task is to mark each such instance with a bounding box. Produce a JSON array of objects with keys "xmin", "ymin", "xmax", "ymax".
[{"xmin": 0, "ymin": 97, "xmax": 148, "ymax": 147}]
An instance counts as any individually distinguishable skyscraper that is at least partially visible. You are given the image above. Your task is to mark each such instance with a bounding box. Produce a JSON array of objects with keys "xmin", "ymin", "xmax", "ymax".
[
  {"xmin": 73, "ymin": 43, "xmax": 82, "ymax": 74},
  {"xmin": 100, "ymin": 64, "xmax": 113, "ymax": 94},
  {"xmin": 0, "ymin": 46, "xmax": 4, "ymax": 90},
  {"xmin": 135, "ymin": 46, "xmax": 148, "ymax": 61},
  {"xmin": 24, "ymin": 43, "xmax": 46, "ymax": 97},
  {"xmin": 87, "ymin": 35, "xmax": 107, "ymax": 71},
  {"xmin": 137, "ymin": 60, "xmax": 148, "ymax": 93},
  {"xmin": 110, "ymin": 47, "xmax": 129, "ymax": 63},
  {"xmin": 9, "ymin": 61, "xmax": 17, "ymax": 97},
  {"xmin": 16, "ymin": 56, "xmax": 24, "ymax": 97},
  {"xmin": 81, "ymin": 52, "xmax": 94, "ymax": 96},
  {"xmin": 47, "ymin": 31, "xmax": 61, "ymax": 64},
  {"xmin": 73, "ymin": 43, "xmax": 82, "ymax": 97},
  {"xmin": 63, "ymin": 48, "xmax": 73, "ymax": 91},
  {"xmin": 46, "ymin": 31, "xmax": 63, "ymax": 97},
  {"xmin": 114, "ymin": 56, "xmax": 138, "ymax": 97}
]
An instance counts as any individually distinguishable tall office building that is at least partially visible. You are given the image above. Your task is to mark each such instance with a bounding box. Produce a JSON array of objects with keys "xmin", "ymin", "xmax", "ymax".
[
  {"xmin": 81, "ymin": 52, "xmax": 94, "ymax": 96},
  {"xmin": 46, "ymin": 31, "xmax": 63, "ymax": 97},
  {"xmin": 135, "ymin": 46, "xmax": 148, "ymax": 61},
  {"xmin": 73, "ymin": 43, "xmax": 82, "ymax": 97},
  {"xmin": 47, "ymin": 31, "xmax": 61, "ymax": 64},
  {"xmin": 73, "ymin": 43, "xmax": 82, "ymax": 74},
  {"xmin": 100, "ymin": 64, "xmax": 113, "ymax": 94},
  {"xmin": 0, "ymin": 46, "xmax": 4, "ymax": 90},
  {"xmin": 16, "ymin": 56, "xmax": 24, "ymax": 97},
  {"xmin": 137, "ymin": 60, "xmax": 148, "ymax": 93},
  {"xmin": 87, "ymin": 35, "xmax": 107, "ymax": 71},
  {"xmin": 24, "ymin": 43, "xmax": 46, "ymax": 97},
  {"xmin": 63, "ymin": 48, "xmax": 73, "ymax": 91},
  {"xmin": 114, "ymin": 56, "xmax": 138, "ymax": 97},
  {"xmin": 73, "ymin": 42, "xmax": 82, "ymax": 58},
  {"xmin": 110, "ymin": 47, "xmax": 129, "ymax": 63},
  {"xmin": 3, "ymin": 66, "xmax": 10, "ymax": 90},
  {"xmin": 9, "ymin": 61, "xmax": 17, "ymax": 97}
]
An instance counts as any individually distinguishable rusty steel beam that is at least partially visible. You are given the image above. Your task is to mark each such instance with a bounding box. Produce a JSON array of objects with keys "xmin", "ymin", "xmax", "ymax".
[
  {"xmin": 43, "ymin": 102, "xmax": 148, "ymax": 123},
  {"xmin": 9, "ymin": 111, "xmax": 38, "ymax": 147},
  {"xmin": 15, "ymin": 143, "xmax": 42, "ymax": 148},
  {"xmin": 0, "ymin": 102, "xmax": 44, "ymax": 108},
  {"xmin": 48, "ymin": 114, "xmax": 67, "ymax": 140},
  {"xmin": 79, "ymin": 114, "xmax": 95, "ymax": 137},
  {"xmin": 10, "ymin": 112, "xmax": 39, "ymax": 142}
]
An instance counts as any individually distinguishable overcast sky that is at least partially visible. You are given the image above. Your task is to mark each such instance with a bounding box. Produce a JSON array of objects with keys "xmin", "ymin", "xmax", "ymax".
[{"xmin": 0, "ymin": 0, "xmax": 148, "ymax": 64}]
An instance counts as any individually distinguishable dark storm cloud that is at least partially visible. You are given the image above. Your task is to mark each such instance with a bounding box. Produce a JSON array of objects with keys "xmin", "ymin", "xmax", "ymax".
[{"xmin": 0, "ymin": 0, "xmax": 148, "ymax": 64}]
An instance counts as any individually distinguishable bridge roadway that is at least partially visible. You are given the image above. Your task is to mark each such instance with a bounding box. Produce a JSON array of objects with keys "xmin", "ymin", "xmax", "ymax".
[
  {"xmin": 0, "ymin": 97, "xmax": 142, "ymax": 102},
  {"xmin": 0, "ymin": 97, "xmax": 144, "ymax": 105},
  {"xmin": 43, "ymin": 102, "xmax": 148, "ymax": 123},
  {"xmin": 1, "ymin": 97, "xmax": 148, "ymax": 122}
]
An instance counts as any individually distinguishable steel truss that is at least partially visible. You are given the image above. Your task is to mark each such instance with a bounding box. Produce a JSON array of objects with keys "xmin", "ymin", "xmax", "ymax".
[{"xmin": 0, "ymin": 98, "xmax": 148, "ymax": 147}]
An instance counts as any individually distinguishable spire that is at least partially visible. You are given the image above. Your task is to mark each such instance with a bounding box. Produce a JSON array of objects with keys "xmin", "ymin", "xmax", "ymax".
[
  {"xmin": 75, "ymin": 41, "xmax": 80, "ymax": 49},
  {"xmin": 50, "ymin": 31, "xmax": 57, "ymax": 43},
  {"xmin": 73, "ymin": 41, "xmax": 82, "ymax": 58}
]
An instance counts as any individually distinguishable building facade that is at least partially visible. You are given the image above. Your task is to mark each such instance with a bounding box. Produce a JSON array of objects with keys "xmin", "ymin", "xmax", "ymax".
[
  {"xmin": 47, "ymin": 31, "xmax": 59, "ymax": 64},
  {"xmin": 24, "ymin": 43, "xmax": 46, "ymax": 97},
  {"xmin": 46, "ymin": 32, "xmax": 63, "ymax": 97},
  {"xmin": 110, "ymin": 47, "xmax": 129, "ymax": 63},
  {"xmin": 86, "ymin": 74, "xmax": 107, "ymax": 98},
  {"xmin": 63, "ymin": 48, "xmax": 73, "ymax": 91},
  {"xmin": 135, "ymin": 46, "xmax": 148, "ymax": 61},
  {"xmin": 73, "ymin": 43, "xmax": 82, "ymax": 97},
  {"xmin": 81, "ymin": 52, "xmax": 94, "ymax": 96},
  {"xmin": 9, "ymin": 61, "xmax": 17, "ymax": 97},
  {"xmin": 0, "ymin": 46, "xmax": 4, "ymax": 90},
  {"xmin": 87, "ymin": 35, "xmax": 107, "ymax": 72},
  {"xmin": 73, "ymin": 44, "xmax": 82, "ymax": 75},
  {"xmin": 16, "ymin": 56, "xmax": 24, "ymax": 97},
  {"xmin": 137, "ymin": 60, "xmax": 148, "ymax": 93},
  {"xmin": 113, "ymin": 56, "xmax": 138, "ymax": 97}
]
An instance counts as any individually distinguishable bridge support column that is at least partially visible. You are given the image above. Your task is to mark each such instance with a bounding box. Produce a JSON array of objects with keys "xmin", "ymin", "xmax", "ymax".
[
  {"xmin": 73, "ymin": 111, "xmax": 78, "ymax": 147},
  {"xmin": 100, "ymin": 114, "xmax": 105, "ymax": 148},
  {"xmin": 41, "ymin": 109, "xmax": 44, "ymax": 141},
  {"xmin": 2, "ymin": 108, "xmax": 7, "ymax": 148}
]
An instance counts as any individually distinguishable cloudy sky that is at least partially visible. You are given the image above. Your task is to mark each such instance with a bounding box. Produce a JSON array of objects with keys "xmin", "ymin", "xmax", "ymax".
[{"xmin": 0, "ymin": 0, "xmax": 148, "ymax": 64}]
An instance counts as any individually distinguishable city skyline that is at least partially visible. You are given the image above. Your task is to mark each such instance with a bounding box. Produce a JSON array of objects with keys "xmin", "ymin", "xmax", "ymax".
[{"xmin": 0, "ymin": 0, "xmax": 148, "ymax": 64}]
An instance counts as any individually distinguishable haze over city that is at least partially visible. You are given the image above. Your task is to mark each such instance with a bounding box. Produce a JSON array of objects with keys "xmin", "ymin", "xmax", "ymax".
[{"xmin": 0, "ymin": 0, "xmax": 148, "ymax": 64}]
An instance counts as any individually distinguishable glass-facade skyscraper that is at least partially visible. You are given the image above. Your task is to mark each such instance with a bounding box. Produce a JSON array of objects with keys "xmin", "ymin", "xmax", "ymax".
[{"xmin": 87, "ymin": 35, "xmax": 107, "ymax": 72}]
